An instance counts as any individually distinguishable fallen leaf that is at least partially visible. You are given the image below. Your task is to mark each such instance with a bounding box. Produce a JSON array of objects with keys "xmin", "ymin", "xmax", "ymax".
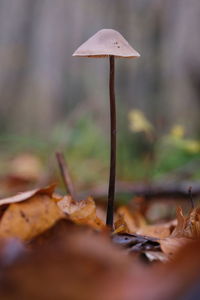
[
  {"xmin": 115, "ymin": 206, "xmax": 173, "ymax": 239},
  {"xmin": 0, "ymin": 184, "xmax": 56, "ymax": 206},
  {"xmin": 30, "ymin": 219, "xmax": 79, "ymax": 247},
  {"xmin": 114, "ymin": 216, "xmax": 130, "ymax": 234},
  {"xmin": 171, "ymin": 206, "xmax": 200, "ymax": 239},
  {"xmin": 115, "ymin": 206, "xmax": 146, "ymax": 233},
  {"xmin": 3, "ymin": 228, "xmax": 200, "ymax": 300},
  {"xmin": 184, "ymin": 207, "xmax": 200, "ymax": 238},
  {"xmin": 137, "ymin": 223, "xmax": 172, "ymax": 239},
  {"xmin": 159, "ymin": 237, "xmax": 189, "ymax": 258},
  {"xmin": 1, "ymin": 228, "xmax": 139, "ymax": 300},
  {"xmin": 171, "ymin": 206, "xmax": 186, "ymax": 237},
  {"xmin": 0, "ymin": 189, "xmax": 64, "ymax": 241},
  {"xmin": 57, "ymin": 196, "xmax": 105, "ymax": 230}
]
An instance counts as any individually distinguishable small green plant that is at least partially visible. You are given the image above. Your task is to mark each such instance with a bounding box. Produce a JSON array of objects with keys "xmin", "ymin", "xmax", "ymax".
[{"xmin": 128, "ymin": 109, "xmax": 200, "ymax": 180}]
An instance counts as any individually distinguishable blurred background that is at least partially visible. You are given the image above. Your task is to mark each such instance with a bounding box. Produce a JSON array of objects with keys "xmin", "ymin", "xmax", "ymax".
[{"xmin": 0, "ymin": 0, "xmax": 200, "ymax": 197}]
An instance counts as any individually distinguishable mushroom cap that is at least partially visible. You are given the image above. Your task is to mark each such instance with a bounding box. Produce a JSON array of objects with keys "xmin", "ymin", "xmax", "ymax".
[{"xmin": 73, "ymin": 29, "xmax": 140, "ymax": 58}]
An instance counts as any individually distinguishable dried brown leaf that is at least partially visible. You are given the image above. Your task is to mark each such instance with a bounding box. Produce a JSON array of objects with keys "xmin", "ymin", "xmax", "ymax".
[
  {"xmin": 114, "ymin": 216, "xmax": 130, "ymax": 234},
  {"xmin": 115, "ymin": 206, "xmax": 146, "ymax": 233},
  {"xmin": 171, "ymin": 206, "xmax": 186, "ymax": 238},
  {"xmin": 0, "ymin": 193, "xmax": 64, "ymax": 241},
  {"xmin": 184, "ymin": 207, "xmax": 200, "ymax": 238},
  {"xmin": 137, "ymin": 223, "xmax": 172, "ymax": 239},
  {"xmin": 3, "ymin": 229, "xmax": 200, "ymax": 300},
  {"xmin": 159, "ymin": 237, "xmax": 189, "ymax": 258},
  {"xmin": 171, "ymin": 206, "xmax": 200, "ymax": 239},
  {"xmin": 57, "ymin": 196, "xmax": 105, "ymax": 230},
  {"xmin": 115, "ymin": 206, "xmax": 173, "ymax": 239}
]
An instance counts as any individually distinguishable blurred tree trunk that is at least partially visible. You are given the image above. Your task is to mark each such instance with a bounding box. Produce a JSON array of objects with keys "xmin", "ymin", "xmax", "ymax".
[
  {"xmin": 12, "ymin": 0, "xmax": 71, "ymax": 134},
  {"xmin": 161, "ymin": 0, "xmax": 200, "ymax": 134},
  {"xmin": 0, "ymin": 0, "xmax": 32, "ymax": 132},
  {"xmin": 0, "ymin": 0, "xmax": 199, "ymax": 136}
]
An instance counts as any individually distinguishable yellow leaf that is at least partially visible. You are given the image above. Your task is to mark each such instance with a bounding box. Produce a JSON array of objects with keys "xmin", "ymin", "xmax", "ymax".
[
  {"xmin": 128, "ymin": 109, "xmax": 153, "ymax": 134},
  {"xmin": 170, "ymin": 125, "xmax": 185, "ymax": 138},
  {"xmin": 184, "ymin": 140, "xmax": 200, "ymax": 153}
]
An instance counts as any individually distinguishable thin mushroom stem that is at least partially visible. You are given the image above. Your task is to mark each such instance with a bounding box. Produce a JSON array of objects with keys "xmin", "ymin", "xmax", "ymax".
[{"xmin": 106, "ymin": 55, "xmax": 116, "ymax": 228}]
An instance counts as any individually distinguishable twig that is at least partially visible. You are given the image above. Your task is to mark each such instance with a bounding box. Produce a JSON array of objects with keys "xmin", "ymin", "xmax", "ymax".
[
  {"xmin": 56, "ymin": 152, "xmax": 76, "ymax": 200},
  {"xmin": 188, "ymin": 186, "xmax": 195, "ymax": 209},
  {"xmin": 80, "ymin": 181, "xmax": 200, "ymax": 201}
]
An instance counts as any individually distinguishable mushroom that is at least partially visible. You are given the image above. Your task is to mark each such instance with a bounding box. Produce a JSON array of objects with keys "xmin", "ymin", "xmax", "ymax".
[{"xmin": 73, "ymin": 29, "xmax": 140, "ymax": 228}]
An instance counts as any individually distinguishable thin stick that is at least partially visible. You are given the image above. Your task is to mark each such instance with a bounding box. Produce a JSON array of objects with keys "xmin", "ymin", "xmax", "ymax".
[
  {"xmin": 106, "ymin": 55, "xmax": 116, "ymax": 228},
  {"xmin": 81, "ymin": 181, "xmax": 200, "ymax": 201},
  {"xmin": 188, "ymin": 186, "xmax": 195, "ymax": 209},
  {"xmin": 56, "ymin": 152, "xmax": 76, "ymax": 200}
]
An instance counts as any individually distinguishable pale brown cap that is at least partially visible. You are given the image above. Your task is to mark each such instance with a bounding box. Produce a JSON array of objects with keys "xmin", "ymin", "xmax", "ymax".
[{"xmin": 73, "ymin": 29, "xmax": 140, "ymax": 58}]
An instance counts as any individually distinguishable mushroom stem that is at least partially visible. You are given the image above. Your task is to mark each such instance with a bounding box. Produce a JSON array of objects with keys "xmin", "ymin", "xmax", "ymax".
[{"xmin": 106, "ymin": 55, "xmax": 116, "ymax": 228}]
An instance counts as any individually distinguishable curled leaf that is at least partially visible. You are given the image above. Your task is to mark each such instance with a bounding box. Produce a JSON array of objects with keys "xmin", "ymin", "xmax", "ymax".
[
  {"xmin": 172, "ymin": 206, "xmax": 200, "ymax": 239},
  {"xmin": 57, "ymin": 196, "xmax": 105, "ymax": 230},
  {"xmin": 0, "ymin": 184, "xmax": 56, "ymax": 207},
  {"xmin": 115, "ymin": 206, "xmax": 172, "ymax": 239},
  {"xmin": 114, "ymin": 216, "xmax": 129, "ymax": 234},
  {"xmin": 115, "ymin": 206, "xmax": 146, "ymax": 233}
]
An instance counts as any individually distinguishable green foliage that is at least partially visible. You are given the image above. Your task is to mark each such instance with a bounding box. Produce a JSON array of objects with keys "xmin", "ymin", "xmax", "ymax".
[
  {"xmin": 128, "ymin": 110, "xmax": 200, "ymax": 180},
  {"xmin": 0, "ymin": 110, "xmax": 199, "ymax": 187},
  {"xmin": 153, "ymin": 136, "xmax": 200, "ymax": 178}
]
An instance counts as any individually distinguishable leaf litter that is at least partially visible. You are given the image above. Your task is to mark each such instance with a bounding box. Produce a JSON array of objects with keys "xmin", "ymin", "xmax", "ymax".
[{"xmin": 0, "ymin": 180, "xmax": 200, "ymax": 299}]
